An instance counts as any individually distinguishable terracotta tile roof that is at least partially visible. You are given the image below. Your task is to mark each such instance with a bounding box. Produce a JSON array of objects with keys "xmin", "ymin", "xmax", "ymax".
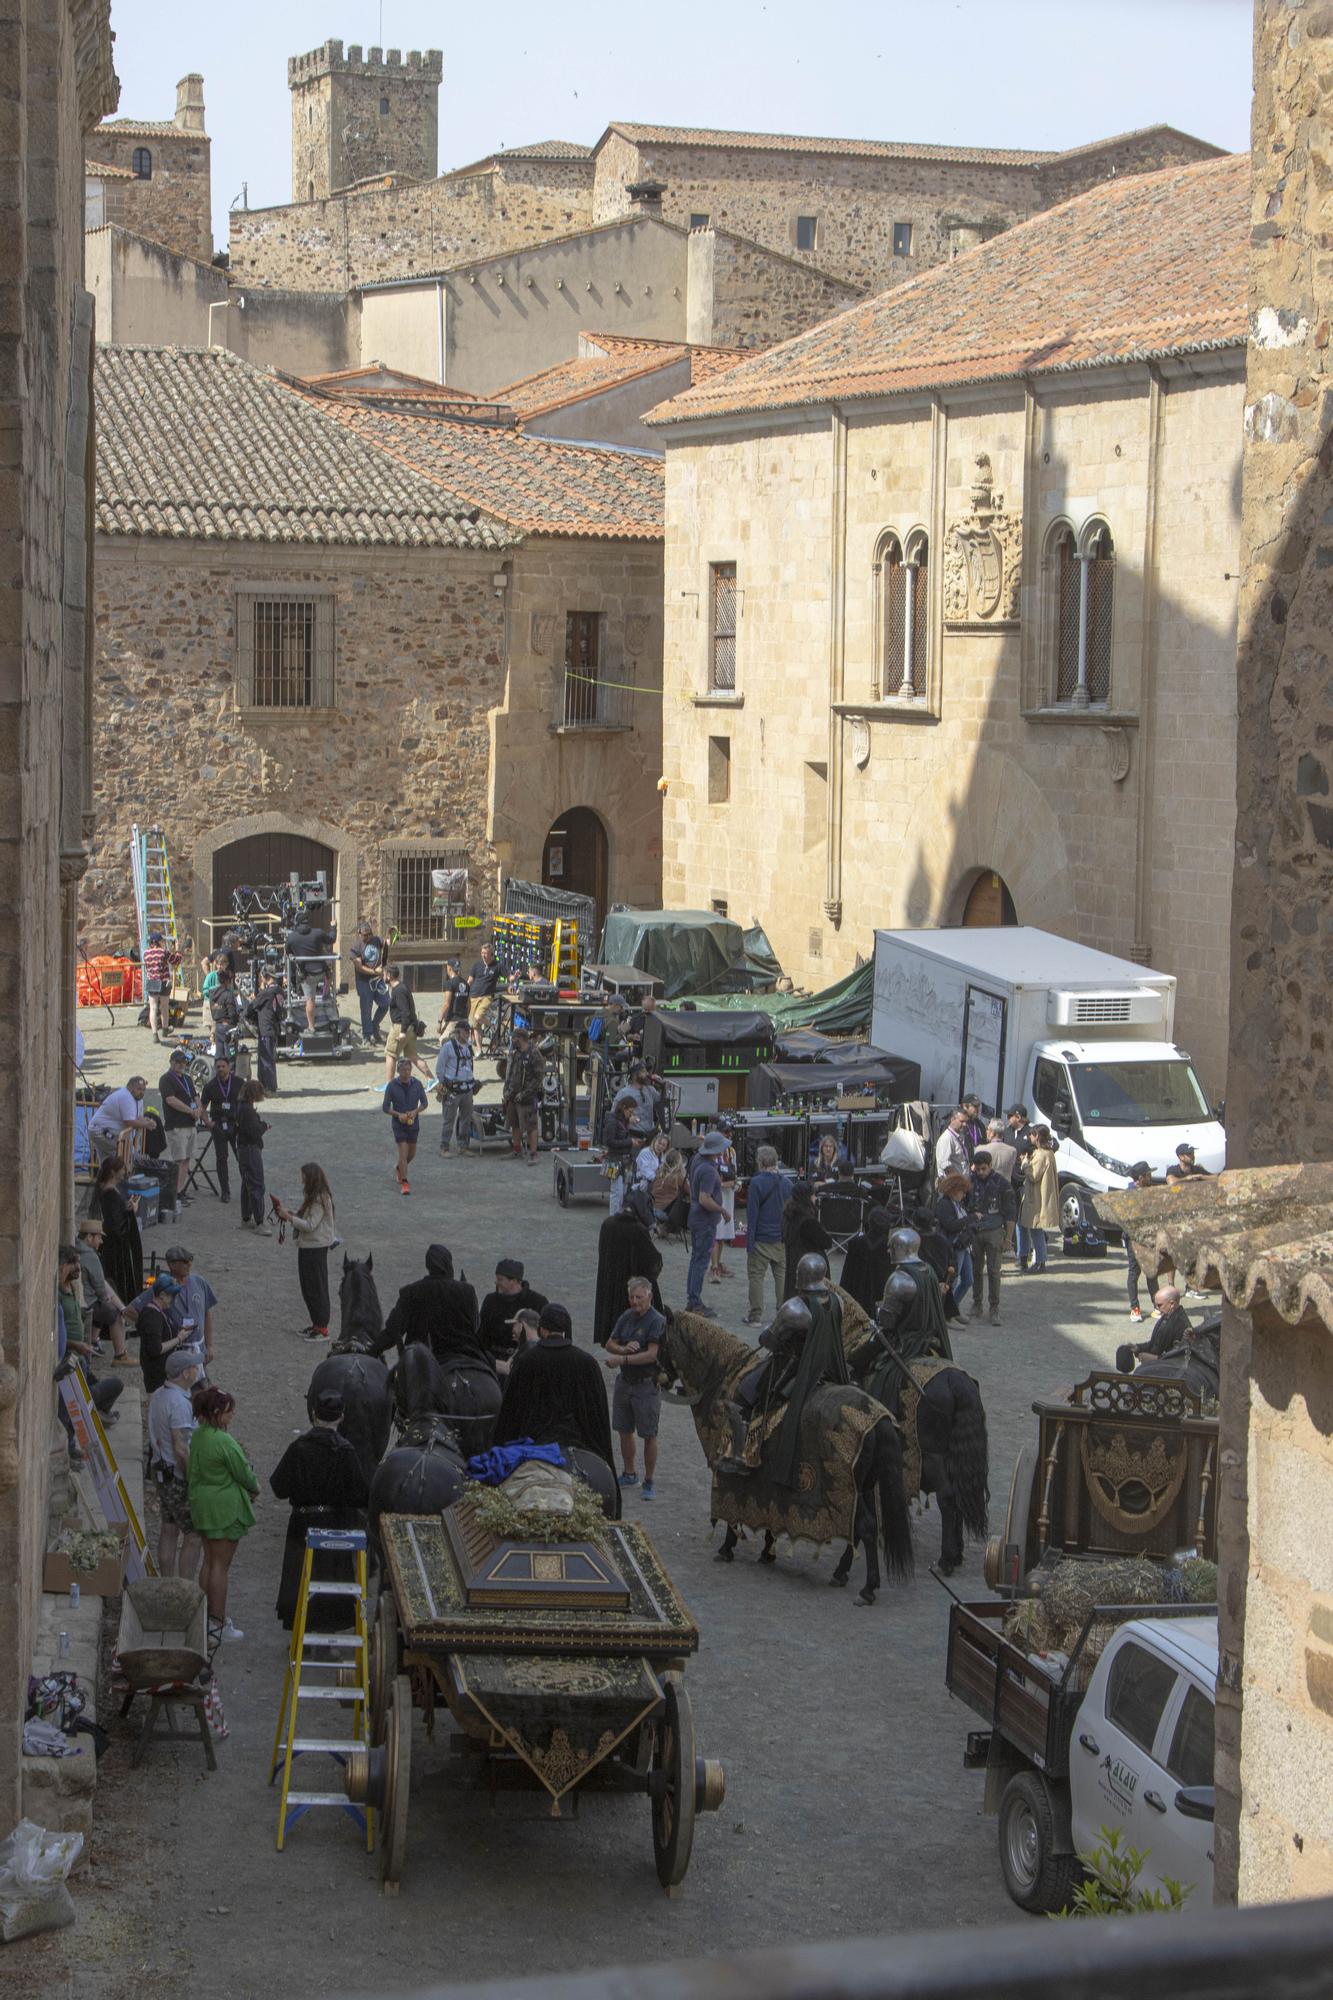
[
  {"xmin": 1100, "ymin": 1165, "xmax": 1333, "ymax": 1329},
  {"xmin": 86, "ymin": 158, "xmax": 137, "ymax": 179},
  {"xmin": 93, "ymin": 117, "xmax": 200, "ymax": 139},
  {"xmin": 602, "ymin": 120, "xmax": 1220, "ymax": 170},
  {"xmin": 95, "ymin": 345, "xmax": 514, "ymax": 550},
  {"xmin": 299, "ymin": 392, "xmax": 664, "ymax": 540},
  {"xmin": 304, "ymin": 364, "xmax": 479, "ymax": 400},
  {"xmin": 492, "ymin": 332, "xmax": 744, "ymax": 420},
  {"xmin": 650, "ymin": 155, "xmax": 1248, "ymax": 427},
  {"xmin": 449, "ymin": 138, "xmax": 593, "ymax": 175}
]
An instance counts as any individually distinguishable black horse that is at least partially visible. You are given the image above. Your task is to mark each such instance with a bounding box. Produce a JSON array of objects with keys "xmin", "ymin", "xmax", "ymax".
[
  {"xmin": 368, "ymin": 1410, "xmax": 469, "ymax": 1550},
  {"xmin": 306, "ymin": 1257, "xmax": 393, "ymax": 1487},
  {"xmin": 389, "ymin": 1339, "xmax": 501, "ymax": 1459}
]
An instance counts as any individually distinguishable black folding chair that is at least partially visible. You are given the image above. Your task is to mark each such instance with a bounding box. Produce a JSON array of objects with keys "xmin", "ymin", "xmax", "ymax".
[{"xmin": 816, "ymin": 1190, "xmax": 868, "ymax": 1255}]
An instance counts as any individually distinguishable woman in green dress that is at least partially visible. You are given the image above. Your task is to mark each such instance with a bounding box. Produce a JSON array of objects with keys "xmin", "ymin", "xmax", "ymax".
[{"xmin": 187, "ymin": 1385, "xmax": 259, "ymax": 1650}]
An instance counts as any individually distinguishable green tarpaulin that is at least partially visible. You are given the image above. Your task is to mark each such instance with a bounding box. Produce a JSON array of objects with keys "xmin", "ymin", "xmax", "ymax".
[
  {"xmin": 598, "ymin": 909, "xmax": 746, "ymax": 1000},
  {"xmin": 687, "ymin": 960, "xmax": 874, "ymax": 1037}
]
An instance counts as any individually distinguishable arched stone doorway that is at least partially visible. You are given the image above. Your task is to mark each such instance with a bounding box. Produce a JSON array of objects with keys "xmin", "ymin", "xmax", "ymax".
[
  {"xmin": 542, "ymin": 807, "xmax": 609, "ymax": 925},
  {"xmin": 192, "ymin": 811, "xmax": 360, "ymax": 970},
  {"xmin": 960, "ymin": 869, "xmax": 1018, "ymax": 927}
]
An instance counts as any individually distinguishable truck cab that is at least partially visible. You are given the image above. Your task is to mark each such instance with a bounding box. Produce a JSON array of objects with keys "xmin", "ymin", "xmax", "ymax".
[
  {"xmin": 1025, "ymin": 1037, "xmax": 1226, "ymax": 1226},
  {"xmin": 1064, "ymin": 1616, "xmax": 1217, "ymax": 1904}
]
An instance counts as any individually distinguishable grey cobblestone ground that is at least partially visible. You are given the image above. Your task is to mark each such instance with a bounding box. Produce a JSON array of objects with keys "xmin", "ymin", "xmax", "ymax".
[{"xmin": 32, "ymin": 1009, "xmax": 1142, "ymax": 1997}]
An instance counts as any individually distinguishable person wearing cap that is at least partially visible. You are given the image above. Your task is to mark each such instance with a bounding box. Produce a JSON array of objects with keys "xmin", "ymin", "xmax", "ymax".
[
  {"xmin": 269, "ymin": 1389, "xmax": 370, "ymax": 1631},
  {"xmin": 434, "ymin": 1018, "xmax": 479, "ymax": 1157},
  {"xmin": 1175, "ymin": 1143, "xmax": 1210, "ymax": 1178},
  {"xmin": 383, "ymin": 1054, "xmax": 429, "ymax": 1195},
  {"xmin": 133, "ymin": 1274, "xmax": 187, "ymax": 1393},
  {"xmin": 502, "ymin": 1025, "xmax": 544, "ymax": 1166},
  {"xmin": 162, "ymin": 1244, "xmax": 218, "ymax": 1372},
  {"xmin": 685, "ymin": 1130, "xmax": 729, "ymax": 1312},
  {"xmin": 1121, "ymin": 1160, "xmax": 1158, "ymax": 1320},
  {"xmin": 141, "ymin": 929, "xmax": 179, "ymax": 1042},
  {"xmin": 350, "ymin": 921, "xmax": 390, "ymax": 1046},
  {"xmin": 478, "ymin": 1258, "xmax": 548, "ymax": 1366},
  {"xmin": 492, "ymin": 1303, "xmax": 614, "ymax": 1470},
  {"xmin": 158, "ymin": 1046, "xmax": 205, "ymax": 1217},
  {"xmin": 147, "ymin": 1351, "xmax": 202, "ymax": 1578},
  {"xmin": 75, "ymin": 1217, "xmax": 132, "ymax": 1363}
]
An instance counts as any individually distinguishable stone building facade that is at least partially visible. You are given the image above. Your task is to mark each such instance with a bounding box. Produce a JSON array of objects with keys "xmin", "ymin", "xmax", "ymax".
[
  {"xmin": 650, "ymin": 154, "xmax": 1247, "ymax": 1100},
  {"xmin": 289, "ymin": 41, "xmax": 443, "ymax": 204},
  {"xmin": 85, "ymin": 73, "xmax": 211, "ymax": 263},
  {"xmin": 81, "ymin": 348, "xmax": 664, "ymax": 972},
  {"xmin": 1, "ymin": 0, "xmax": 116, "ymax": 1834},
  {"xmin": 1203, "ymin": 0, "xmax": 1333, "ymax": 1912}
]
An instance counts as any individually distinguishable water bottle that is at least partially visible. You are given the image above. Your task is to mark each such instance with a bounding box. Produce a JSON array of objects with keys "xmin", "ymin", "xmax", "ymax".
[
  {"xmin": 58, "ymin": 1630, "xmax": 70, "ymax": 1658},
  {"xmin": 69, "ymin": 1580, "xmax": 80, "ymax": 1608}
]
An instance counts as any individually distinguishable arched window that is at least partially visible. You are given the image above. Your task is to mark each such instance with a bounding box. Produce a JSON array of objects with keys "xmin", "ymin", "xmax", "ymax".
[
  {"xmin": 878, "ymin": 529, "xmax": 929, "ymax": 698},
  {"xmin": 1050, "ymin": 519, "xmax": 1114, "ymax": 706},
  {"xmin": 131, "ymin": 146, "xmax": 152, "ymax": 179}
]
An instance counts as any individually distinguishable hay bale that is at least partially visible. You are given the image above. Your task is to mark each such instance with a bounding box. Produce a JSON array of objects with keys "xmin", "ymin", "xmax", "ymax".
[{"xmin": 1037, "ymin": 1556, "xmax": 1163, "ymax": 1648}]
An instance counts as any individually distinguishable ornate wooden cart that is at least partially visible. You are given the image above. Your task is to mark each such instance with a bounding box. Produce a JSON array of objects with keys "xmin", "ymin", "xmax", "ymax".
[
  {"xmin": 348, "ymin": 1498, "xmax": 725, "ymax": 1895},
  {"xmin": 985, "ymin": 1372, "xmax": 1218, "ymax": 1595}
]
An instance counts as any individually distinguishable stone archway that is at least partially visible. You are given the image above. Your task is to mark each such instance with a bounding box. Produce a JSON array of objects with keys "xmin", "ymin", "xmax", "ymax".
[
  {"xmin": 959, "ymin": 869, "xmax": 1018, "ymax": 927},
  {"xmin": 938, "ymin": 756, "xmax": 1078, "ymax": 939},
  {"xmin": 542, "ymin": 806, "xmax": 609, "ymax": 926},
  {"xmin": 191, "ymin": 810, "xmax": 361, "ymax": 969}
]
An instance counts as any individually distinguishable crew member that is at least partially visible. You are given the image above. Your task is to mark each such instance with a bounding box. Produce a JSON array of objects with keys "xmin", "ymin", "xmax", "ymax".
[
  {"xmin": 383, "ymin": 1055, "xmax": 428, "ymax": 1196},
  {"xmin": 201, "ymin": 1054, "xmax": 241, "ymax": 1206},
  {"xmin": 478, "ymin": 1258, "xmax": 548, "ymax": 1366},
  {"xmin": 502, "ymin": 1026, "xmax": 544, "ymax": 1166},
  {"xmin": 468, "ymin": 941, "xmax": 501, "ymax": 1036},
  {"xmin": 285, "ymin": 900, "xmax": 337, "ymax": 1039},
  {"xmin": 350, "ymin": 922, "xmax": 389, "ymax": 1046}
]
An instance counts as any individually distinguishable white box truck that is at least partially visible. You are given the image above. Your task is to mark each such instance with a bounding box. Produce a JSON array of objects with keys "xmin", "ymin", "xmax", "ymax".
[{"xmin": 870, "ymin": 927, "xmax": 1225, "ymax": 1228}]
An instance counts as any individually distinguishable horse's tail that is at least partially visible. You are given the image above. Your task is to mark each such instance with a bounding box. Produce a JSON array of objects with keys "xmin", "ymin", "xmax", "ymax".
[
  {"xmin": 945, "ymin": 1374, "xmax": 991, "ymax": 1542},
  {"xmin": 874, "ymin": 1420, "xmax": 915, "ymax": 1583}
]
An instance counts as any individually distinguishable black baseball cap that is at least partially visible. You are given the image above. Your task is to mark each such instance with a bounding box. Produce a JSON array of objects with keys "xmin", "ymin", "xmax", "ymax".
[{"xmin": 539, "ymin": 1303, "xmax": 572, "ymax": 1337}]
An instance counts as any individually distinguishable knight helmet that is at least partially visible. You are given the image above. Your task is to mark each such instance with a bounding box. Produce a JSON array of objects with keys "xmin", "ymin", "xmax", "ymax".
[
  {"xmin": 888, "ymin": 1226, "xmax": 922, "ymax": 1266},
  {"xmin": 795, "ymin": 1252, "xmax": 831, "ymax": 1298}
]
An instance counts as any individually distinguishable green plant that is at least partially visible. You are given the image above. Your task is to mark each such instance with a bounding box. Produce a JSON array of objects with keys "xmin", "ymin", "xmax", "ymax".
[{"xmin": 1054, "ymin": 1824, "xmax": 1191, "ymax": 1917}]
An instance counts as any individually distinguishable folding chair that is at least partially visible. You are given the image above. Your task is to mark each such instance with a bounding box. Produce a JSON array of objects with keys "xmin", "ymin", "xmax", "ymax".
[{"xmin": 816, "ymin": 1190, "xmax": 868, "ymax": 1255}]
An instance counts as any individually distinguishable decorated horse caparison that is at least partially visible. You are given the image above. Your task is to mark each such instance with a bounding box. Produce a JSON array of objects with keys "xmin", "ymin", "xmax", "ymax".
[{"xmin": 665, "ymin": 1295, "xmax": 915, "ymax": 1605}]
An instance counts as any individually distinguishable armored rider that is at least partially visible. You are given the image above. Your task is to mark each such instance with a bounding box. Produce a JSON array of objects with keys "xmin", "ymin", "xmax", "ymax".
[
  {"xmin": 886, "ymin": 1226, "xmax": 953, "ymax": 1362},
  {"xmin": 716, "ymin": 1253, "xmax": 851, "ymax": 1483}
]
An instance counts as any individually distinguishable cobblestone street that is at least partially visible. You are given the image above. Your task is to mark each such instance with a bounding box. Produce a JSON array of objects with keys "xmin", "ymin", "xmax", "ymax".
[{"xmin": 37, "ymin": 1014, "xmax": 1143, "ymax": 1995}]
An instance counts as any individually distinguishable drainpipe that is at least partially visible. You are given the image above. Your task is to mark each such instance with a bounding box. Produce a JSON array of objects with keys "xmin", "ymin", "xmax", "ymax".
[{"xmin": 824, "ymin": 405, "xmax": 848, "ymax": 929}]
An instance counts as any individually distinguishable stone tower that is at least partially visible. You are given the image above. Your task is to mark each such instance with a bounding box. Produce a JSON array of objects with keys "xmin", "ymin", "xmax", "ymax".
[{"xmin": 288, "ymin": 40, "xmax": 443, "ymax": 203}]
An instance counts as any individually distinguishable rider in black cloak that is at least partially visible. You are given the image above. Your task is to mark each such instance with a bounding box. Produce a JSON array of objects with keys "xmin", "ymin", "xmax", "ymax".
[
  {"xmin": 382, "ymin": 1244, "xmax": 484, "ymax": 1364},
  {"xmin": 719, "ymin": 1254, "xmax": 851, "ymax": 1486},
  {"xmin": 492, "ymin": 1303, "xmax": 615, "ymax": 1467},
  {"xmin": 592, "ymin": 1190, "xmax": 663, "ymax": 1345},
  {"xmin": 270, "ymin": 1390, "xmax": 370, "ymax": 1630},
  {"xmin": 887, "ymin": 1226, "xmax": 954, "ymax": 1360},
  {"xmin": 839, "ymin": 1206, "xmax": 893, "ymax": 1317}
]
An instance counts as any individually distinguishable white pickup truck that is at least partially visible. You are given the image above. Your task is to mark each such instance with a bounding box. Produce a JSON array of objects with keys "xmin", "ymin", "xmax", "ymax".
[{"xmin": 945, "ymin": 1600, "xmax": 1217, "ymax": 1913}]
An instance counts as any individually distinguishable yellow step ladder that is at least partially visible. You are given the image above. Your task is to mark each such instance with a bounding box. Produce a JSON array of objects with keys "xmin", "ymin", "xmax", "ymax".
[{"xmin": 269, "ymin": 1527, "xmax": 373, "ymax": 1850}]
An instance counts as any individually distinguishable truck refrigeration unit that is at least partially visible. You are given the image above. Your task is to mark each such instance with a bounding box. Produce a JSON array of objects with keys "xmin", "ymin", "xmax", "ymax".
[{"xmin": 870, "ymin": 927, "xmax": 1225, "ymax": 1230}]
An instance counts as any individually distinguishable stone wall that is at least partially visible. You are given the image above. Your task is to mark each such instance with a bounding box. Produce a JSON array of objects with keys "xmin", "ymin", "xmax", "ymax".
[
  {"xmin": 0, "ymin": 0, "xmax": 115, "ymax": 1833},
  {"xmin": 229, "ymin": 154, "xmax": 595, "ymax": 292},
  {"xmin": 83, "ymin": 543, "xmax": 510, "ymax": 967},
  {"xmin": 690, "ymin": 228, "xmax": 862, "ymax": 349},
  {"xmin": 594, "ymin": 129, "xmax": 1223, "ymax": 296},
  {"xmin": 289, "ymin": 42, "xmax": 442, "ymax": 203},
  {"xmin": 660, "ymin": 357, "xmax": 1243, "ymax": 1100},
  {"xmin": 87, "ymin": 124, "xmax": 211, "ymax": 263},
  {"xmin": 492, "ymin": 539, "xmax": 664, "ymax": 907},
  {"xmin": 1217, "ymin": 0, "xmax": 1333, "ymax": 1914}
]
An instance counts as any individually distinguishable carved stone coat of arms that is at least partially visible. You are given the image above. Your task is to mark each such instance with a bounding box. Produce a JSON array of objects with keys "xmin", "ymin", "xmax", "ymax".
[{"xmin": 943, "ymin": 454, "xmax": 1022, "ymax": 627}]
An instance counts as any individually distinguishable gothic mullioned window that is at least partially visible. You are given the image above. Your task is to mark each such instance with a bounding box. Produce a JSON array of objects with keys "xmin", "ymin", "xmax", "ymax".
[
  {"xmin": 1050, "ymin": 519, "xmax": 1115, "ymax": 705},
  {"xmin": 877, "ymin": 529, "xmax": 929, "ymax": 698}
]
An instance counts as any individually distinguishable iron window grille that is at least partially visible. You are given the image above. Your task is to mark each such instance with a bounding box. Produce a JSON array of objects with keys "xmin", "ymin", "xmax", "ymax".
[
  {"xmin": 386, "ymin": 846, "xmax": 470, "ymax": 943},
  {"xmin": 236, "ymin": 589, "xmax": 335, "ymax": 710},
  {"xmin": 709, "ymin": 562, "xmax": 737, "ymax": 691},
  {"xmin": 1052, "ymin": 523, "xmax": 1114, "ymax": 706},
  {"xmin": 877, "ymin": 533, "xmax": 928, "ymax": 698}
]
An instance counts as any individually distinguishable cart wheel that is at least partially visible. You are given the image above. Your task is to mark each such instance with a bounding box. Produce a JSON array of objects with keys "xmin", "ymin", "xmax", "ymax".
[
  {"xmin": 651, "ymin": 1680, "xmax": 696, "ymax": 1890},
  {"xmin": 188, "ymin": 1056, "xmax": 211, "ymax": 1090},
  {"xmin": 369, "ymin": 1589, "xmax": 399, "ymax": 1746},
  {"xmin": 556, "ymin": 1170, "xmax": 570, "ymax": 1208},
  {"xmin": 378, "ymin": 1674, "xmax": 412, "ymax": 1896}
]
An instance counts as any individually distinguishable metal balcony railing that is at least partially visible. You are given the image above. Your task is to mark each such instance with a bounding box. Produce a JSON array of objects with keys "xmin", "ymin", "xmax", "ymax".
[{"xmin": 557, "ymin": 659, "xmax": 635, "ymax": 731}]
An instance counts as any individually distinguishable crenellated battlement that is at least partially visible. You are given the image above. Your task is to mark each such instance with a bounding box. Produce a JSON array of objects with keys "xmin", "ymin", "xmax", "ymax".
[{"xmin": 288, "ymin": 41, "xmax": 443, "ymax": 85}]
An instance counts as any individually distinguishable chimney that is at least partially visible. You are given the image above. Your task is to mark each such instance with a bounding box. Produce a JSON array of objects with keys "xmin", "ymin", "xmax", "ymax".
[
  {"xmin": 175, "ymin": 74, "xmax": 206, "ymax": 134},
  {"xmin": 626, "ymin": 177, "xmax": 667, "ymax": 212}
]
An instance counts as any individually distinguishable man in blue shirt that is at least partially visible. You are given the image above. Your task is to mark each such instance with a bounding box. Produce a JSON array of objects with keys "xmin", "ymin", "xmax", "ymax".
[
  {"xmin": 685, "ymin": 1131, "xmax": 728, "ymax": 1312},
  {"xmin": 383, "ymin": 1057, "xmax": 429, "ymax": 1195},
  {"xmin": 744, "ymin": 1144, "xmax": 790, "ymax": 1325}
]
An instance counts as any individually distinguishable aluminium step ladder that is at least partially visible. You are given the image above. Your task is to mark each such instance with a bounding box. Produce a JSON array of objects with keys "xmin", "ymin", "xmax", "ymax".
[
  {"xmin": 270, "ymin": 1527, "xmax": 373, "ymax": 1850},
  {"xmin": 130, "ymin": 824, "xmax": 181, "ymax": 962}
]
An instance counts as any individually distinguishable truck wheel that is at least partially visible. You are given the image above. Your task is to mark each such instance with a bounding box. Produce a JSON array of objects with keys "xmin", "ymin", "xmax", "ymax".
[
  {"xmin": 1060, "ymin": 1183, "xmax": 1097, "ymax": 1234},
  {"xmin": 998, "ymin": 1772, "xmax": 1081, "ymax": 1914},
  {"xmin": 556, "ymin": 1169, "xmax": 569, "ymax": 1208}
]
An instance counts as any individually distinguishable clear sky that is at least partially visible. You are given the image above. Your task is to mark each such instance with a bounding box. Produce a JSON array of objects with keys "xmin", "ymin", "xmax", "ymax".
[{"xmin": 98, "ymin": 0, "xmax": 1255, "ymax": 251}]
